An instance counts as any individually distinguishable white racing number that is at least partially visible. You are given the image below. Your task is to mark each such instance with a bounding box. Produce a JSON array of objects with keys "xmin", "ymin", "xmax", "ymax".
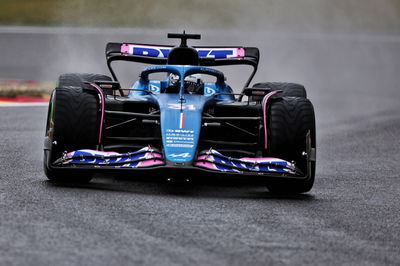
[{"xmin": 168, "ymin": 104, "xmax": 196, "ymax": 110}]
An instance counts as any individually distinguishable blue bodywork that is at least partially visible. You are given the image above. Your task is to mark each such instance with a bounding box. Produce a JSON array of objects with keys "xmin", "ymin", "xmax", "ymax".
[
  {"xmin": 51, "ymin": 65, "xmax": 304, "ymax": 177},
  {"xmin": 128, "ymin": 65, "xmax": 234, "ymax": 164},
  {"xmin": 46, "ymin": 35, "xmax": 311, "ymax": 182}
]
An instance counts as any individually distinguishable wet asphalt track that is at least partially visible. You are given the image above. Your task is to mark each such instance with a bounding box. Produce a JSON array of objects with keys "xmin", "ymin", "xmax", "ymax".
[{"xmin": 0, "ymin": 28, "xmax": 400, "ymax": 265}]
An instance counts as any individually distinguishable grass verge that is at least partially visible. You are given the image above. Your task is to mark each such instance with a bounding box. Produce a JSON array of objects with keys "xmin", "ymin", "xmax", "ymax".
[{"xmin": 0, "ymin": 80, "xmax": 53, "ymax": 98}]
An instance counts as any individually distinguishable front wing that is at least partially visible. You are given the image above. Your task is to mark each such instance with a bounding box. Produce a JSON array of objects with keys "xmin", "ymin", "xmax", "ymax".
[{"xmin": 50, "ymin": 146, "xmax": 309, "ymax": 180}]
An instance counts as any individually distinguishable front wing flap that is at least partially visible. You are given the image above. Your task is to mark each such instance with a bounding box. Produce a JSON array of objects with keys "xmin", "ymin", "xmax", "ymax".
[
  {"xmin": 194, "ymin": 149, "xmax": 302, "ymax": 175},
  {"xmin": 52, "ymin": 146, "xmax": 305, "ymax": 178},
  {"xmin": 54, "ymin": 146, "xmax": 164, "ymax": 168}
]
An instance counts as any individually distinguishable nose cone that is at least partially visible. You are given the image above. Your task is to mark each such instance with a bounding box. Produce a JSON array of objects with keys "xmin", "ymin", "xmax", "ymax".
[{"xmin": 155, "ymin": 93, "xmax": 210, "ymax": 163}]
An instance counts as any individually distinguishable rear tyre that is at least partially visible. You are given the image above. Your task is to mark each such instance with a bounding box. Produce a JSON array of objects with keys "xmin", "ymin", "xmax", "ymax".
[
  {"xmin": 58, "ymin": 73, "xmax": 113, "ymax": 94},
  {"xmin": 44, "ymin": 79, "xmax": 101, "ymax": 183},
  {"xmin": 266, "ymin": 97, "xmax": 316, "ymax": 193},
  {"xmin": 253, "ymin": 82, "xmax": 307, "ymax": 98}
]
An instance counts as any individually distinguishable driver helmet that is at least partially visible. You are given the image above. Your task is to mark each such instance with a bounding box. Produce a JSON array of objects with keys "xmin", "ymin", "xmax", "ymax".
[
  {"xmin": 184, "ymin": 74, "xmax": 203, "ymax": 94},
  {"xmin": 168, "ymin": 73, "xmax": 180, "ymax": 87}
]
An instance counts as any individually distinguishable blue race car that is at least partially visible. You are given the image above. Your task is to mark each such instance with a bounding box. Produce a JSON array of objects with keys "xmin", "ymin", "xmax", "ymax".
[{"xmin": 44, "ymin": 32, "xmax": 316, "ymax": 193}]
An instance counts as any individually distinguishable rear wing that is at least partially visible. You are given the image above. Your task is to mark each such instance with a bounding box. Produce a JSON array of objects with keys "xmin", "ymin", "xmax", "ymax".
[{"xmin": 105, "ymin": 43, "xmax": 260, "ymax": 87}]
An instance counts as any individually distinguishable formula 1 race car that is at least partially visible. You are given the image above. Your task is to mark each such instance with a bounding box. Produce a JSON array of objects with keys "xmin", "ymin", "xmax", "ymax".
[{"xmin": 43, "ymin": 32, "xmax": 316, "ymax": 193}]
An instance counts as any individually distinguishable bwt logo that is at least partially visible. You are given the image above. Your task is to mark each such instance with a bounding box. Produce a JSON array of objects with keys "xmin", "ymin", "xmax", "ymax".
[
  {"xmin": 205, "ymin": 87, "xmax": 216, "ymax": 95},
  {"xmin": 132, "ymin": 46, "xmax": 170, "ymax": 58},
  {"xmin": 149, "ymin": 84, "xmax": 160, "ymax": 93},
  {"xmin": 121, "ymin": 44, "xmax": 243, "ymax": 59}
]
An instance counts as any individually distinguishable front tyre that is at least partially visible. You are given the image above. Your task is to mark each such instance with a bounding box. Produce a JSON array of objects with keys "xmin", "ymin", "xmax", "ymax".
[
  {"xmin": 266, "ymin": 97, "xmax": 316, "ymax": 193},
  {"xmin": 43, "ymin": 86, "xmax": 100, "ymax": 183}
]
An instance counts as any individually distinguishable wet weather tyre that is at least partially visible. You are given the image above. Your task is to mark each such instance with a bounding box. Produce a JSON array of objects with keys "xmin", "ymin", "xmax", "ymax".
[
  {"xmin": 43, "ymin": 85, "xmax": 100, "ymax": 183},
  {"xmin": 266, "ymin": 97, "xmax": 316, "ymax": 193},
  {"xmin": 253, "ymin": 82, "xmax": 307, "ymax": 98},
  {"xmin": 58, "ymin": 73, "xmax": 113, "ymax": 95}
]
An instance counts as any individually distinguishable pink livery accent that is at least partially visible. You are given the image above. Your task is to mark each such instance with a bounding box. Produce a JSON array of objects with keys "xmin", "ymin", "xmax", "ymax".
[
  {"xmin": 145, "ymin": 152, "xmax": 163, "ymax": 159},
  {"xmin": 90, "ymin": 83, "xmax": 105, "ymax": 144},
  {"xmin": 195, "ymin": 161, "xmax": 218, "ymax": 170},
  {"xmin": 196, "ymin": 155, "xmax": 210, "ymax": 160},
  {"xmin": 138, "ymin": 159, "xmax": 165, "ymax": 167},
  {"xmin": 262, "ymin": 91, "xmax": 278, "ymax": 150},
  {"xmin": 121, "ymin": 44, "xmax": 130, "ymax": 54},
  {"xmin": 237, "ymin": 48, "xmax": 245, "ymax": 57}
]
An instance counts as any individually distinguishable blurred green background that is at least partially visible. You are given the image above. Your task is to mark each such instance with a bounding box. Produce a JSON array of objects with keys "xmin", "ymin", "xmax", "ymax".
[{"xmin": 0, "ymin": 0, "xmax": 399, "ymax": 33}]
